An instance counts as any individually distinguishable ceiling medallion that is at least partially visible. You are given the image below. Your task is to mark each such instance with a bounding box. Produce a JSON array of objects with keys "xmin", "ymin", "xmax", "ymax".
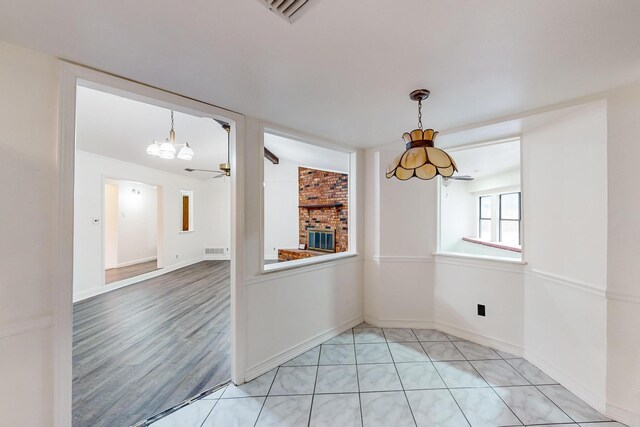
[{"xmin": 386, "ymin": 89, "xmax": 457, "ymax": 181}]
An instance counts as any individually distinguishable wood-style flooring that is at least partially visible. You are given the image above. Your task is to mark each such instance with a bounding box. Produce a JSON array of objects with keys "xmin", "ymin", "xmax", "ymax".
[
  {"xmin": 73, "ymin": 261, "xmax": 230, "ymax": 427},
  {"xmin": 105, "ymin": 260, "xmax": 159, "ymax": 284}
]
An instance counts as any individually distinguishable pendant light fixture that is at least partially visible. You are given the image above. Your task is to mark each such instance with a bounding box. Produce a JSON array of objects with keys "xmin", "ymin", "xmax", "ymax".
[
  {"xmin": 146, "ymin": 110, "xmax": 195, "ymax": 160},
  {"xmin": 386, "ymin": 89, "xmax": 457, "ymax": 180}
]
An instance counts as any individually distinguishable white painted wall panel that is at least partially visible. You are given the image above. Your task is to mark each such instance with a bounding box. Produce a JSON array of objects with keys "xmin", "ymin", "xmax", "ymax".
[{"xmin": 0, "ymin": 41, "xmax": 59, "ymax": 427}]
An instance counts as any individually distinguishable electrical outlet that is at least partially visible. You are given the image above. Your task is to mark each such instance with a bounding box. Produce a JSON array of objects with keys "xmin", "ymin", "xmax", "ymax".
[{"xmin": 477, "ymin": 304, "xmax": 486, "ymax": 317}]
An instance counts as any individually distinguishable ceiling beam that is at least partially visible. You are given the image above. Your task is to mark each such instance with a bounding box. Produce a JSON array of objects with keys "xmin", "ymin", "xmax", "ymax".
[{"xmin": 264, "ymin": 147, "xmax": 279, "ymax": 164}]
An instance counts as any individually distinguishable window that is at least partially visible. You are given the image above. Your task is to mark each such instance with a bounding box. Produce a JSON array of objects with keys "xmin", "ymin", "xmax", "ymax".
[
  {"xmin": 181, "ymin": 190, "xmax": 193, "ymax": 232},
  {"xmin": 479, "ymin": 196, "xmax": 492, "ymax": 240},
  {"xmin": 438, "ymin": 138, "xmax": 521, "ymax": 261},
  {"xmin": 263, "ymin": 131, "xmax": 353, "ymax": 269},
  {"xmin": 499, "ymin": 192, "xmax": 521, "ymax": 245}
]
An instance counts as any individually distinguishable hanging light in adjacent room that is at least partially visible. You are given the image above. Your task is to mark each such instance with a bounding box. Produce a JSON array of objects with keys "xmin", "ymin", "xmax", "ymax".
[
  {"xmin": 146, "ymin": 110, "xmax": 194, "ymax": 160},
  {"xmin": 386, "ymin": 89, "xmax": 457, "ymax": 180}
]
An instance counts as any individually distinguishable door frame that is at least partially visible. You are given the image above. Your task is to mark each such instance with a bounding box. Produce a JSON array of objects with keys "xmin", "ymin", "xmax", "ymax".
[{"xmin": 54, "ymin": 61, "xmax": 246, "ymax": 426}]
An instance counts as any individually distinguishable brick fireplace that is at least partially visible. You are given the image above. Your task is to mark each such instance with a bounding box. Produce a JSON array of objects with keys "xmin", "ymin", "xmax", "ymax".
[{"xmin": 278, "ymin": 167, "xmax": 348, "ymax": 262}]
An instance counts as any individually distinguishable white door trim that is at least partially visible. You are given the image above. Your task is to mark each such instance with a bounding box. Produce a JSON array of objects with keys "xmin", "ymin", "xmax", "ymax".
[{"xmin": 55, "ymin": 61, "xmax": 246, "ymax": 427}]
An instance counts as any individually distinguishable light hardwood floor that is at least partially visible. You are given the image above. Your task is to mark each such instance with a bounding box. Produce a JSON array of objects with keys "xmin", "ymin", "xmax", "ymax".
[
  {"xmin": 105, "ymin": 259, "xmax": 159, "ymax": 284},
  {"xmin": 73, "ymin": 261, "xmax": 230, "ymax": 427}
]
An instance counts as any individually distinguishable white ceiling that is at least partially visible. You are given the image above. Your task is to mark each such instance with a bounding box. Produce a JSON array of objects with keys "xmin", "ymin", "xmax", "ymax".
[
  {"xmin": 76, "ymin": 86, "xmax": 229, "ymax": 179},
  {"xmin": 264, "ymin": 133, "xmax": 350, "ymax": 173},
  {"xmin": 449, "ymin": 139, "xmax": 520, "ymax": 181},
  {"xmin": 2, "ymin": 1, "xmax": 640, "ymax": 148}
]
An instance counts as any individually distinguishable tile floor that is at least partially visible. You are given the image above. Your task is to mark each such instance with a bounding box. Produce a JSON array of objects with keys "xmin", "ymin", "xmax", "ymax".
[{"xmin": 151, "ymin": 324, "xmax": 626, "ymax": 427}]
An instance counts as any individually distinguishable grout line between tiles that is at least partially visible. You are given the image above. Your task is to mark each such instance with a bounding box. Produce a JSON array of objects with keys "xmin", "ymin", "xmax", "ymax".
[
  {"xmin": 305, "ymin": 351, "xmax": 321, "ymax": 427},
  {"xmin": 534, "ymin": 384, "xmax": 584, "ymax": 424},
  {"xmin": 352, "ymin": 328, "xmax": 365, "ymax": 427},
  {"xmin": 430, "ymin": 351, "xmax": 473, "ymax": 427},
  {"xmin": 252, "ymin": 366, "xmax": 279, "ymax": 427},
  {"xmin": 198, "ymin": 396, "xmax": 222, "ymax": 427},
  {"xmin": 381, "ymin": 328, "xmax": 418, "ymax": 427}
]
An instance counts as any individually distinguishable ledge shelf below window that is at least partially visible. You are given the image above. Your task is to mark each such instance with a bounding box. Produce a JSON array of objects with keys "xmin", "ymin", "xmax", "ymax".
[{"xmin": 462, "ymin": 237, "xmax": 521, "ymax": 253}]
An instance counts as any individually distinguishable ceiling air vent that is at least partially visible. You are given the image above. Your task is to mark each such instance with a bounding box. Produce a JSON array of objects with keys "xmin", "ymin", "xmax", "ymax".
[{"xmin": 258, "ymin": 0, "xmax": 322, "ymax": 23}]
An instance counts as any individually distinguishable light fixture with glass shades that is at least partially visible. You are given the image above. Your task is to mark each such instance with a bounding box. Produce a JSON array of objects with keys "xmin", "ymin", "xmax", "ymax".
[
  {"xmin": 386, "ymin": 89, "xmax": 457, "ymax": 181},
  {"xmin": 146, "ymin": 110, "xmax": 195, "ymax": 160}
]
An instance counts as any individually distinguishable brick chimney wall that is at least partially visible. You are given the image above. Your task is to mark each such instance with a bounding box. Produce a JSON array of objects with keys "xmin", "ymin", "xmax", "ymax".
[{"xmin": 298, "ymin": 167, "xmax": 349, "ymax": 253}]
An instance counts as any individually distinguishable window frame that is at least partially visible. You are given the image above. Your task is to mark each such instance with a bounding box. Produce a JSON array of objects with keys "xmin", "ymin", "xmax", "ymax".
[
  {"xmin": 260, "ymin": 126, "xmax": 358, "ymax": 273},
  {"xmin": 478, "ymin": 195, "xmax": 492, "ymax": 240},
  {"xmin": 499, "ymin": 191, "xmax": 521, "ymax": 245}
]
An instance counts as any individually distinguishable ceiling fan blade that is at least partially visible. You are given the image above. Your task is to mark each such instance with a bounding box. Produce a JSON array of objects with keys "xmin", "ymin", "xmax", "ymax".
[
  {"xmin": 213, "ymin": 118, "xmax": 229, "ymax": 128},
  {"xmin": 448, "ymin": 175, "xmax": 474, "ymax": 181},
  {"xmin": 185, "ymin": 168, "xmax": 224, "ymax": 173}
]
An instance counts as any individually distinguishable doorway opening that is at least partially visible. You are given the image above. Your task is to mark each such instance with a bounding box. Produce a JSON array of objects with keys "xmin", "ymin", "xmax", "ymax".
[
  {"xmin": 104, "ymin": 179, "xmax": 160, "ymax": 284},
  {"xmin": 71, "ymin": 81, "xmax": 234, "ymax": 427}
]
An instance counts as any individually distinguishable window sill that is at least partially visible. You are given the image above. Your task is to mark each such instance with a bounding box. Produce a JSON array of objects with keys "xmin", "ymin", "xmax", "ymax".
[
  {"xmin": 433, "ymin": 251, "xmax": 527, "ymax": 265},
  {"xmin": 262, "ymin": 251, "xmax": 358, "ymax": 274},
  {"xmin": 178, "ymin": 230, "xmax": 195, "ymax": 234},
  {"xmin": 462, "ymin": 237, "xmax": 521, "ymax": 253}
]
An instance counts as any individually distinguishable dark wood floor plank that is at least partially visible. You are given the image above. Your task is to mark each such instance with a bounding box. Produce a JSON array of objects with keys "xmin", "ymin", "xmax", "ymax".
[{"xmin": 73, "ymin": 261, "xmax": 230, "ymax": 427}]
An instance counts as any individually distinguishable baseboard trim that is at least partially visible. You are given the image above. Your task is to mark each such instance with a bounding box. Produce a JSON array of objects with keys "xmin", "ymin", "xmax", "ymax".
[
  {"xmin": 202, "ymin": 254, "xmax": 231, "ymax": 261},
  {"xmin": 244, "ymin": 315, "xmax": 364, "ymax": 382},
  {"xmin": 363, "ymin": 316, "xmax": 435, "ymax": 329},
  {"xmin": 73, "ymin": 256, "xmax": 204, "ymax": 302},
  {"xmin": 114, "ymin": 256, "xmax": 157, "ymax": 268},
  {"xmin": 434, "ymin": 321, "xmax": 525, "ymax": 357},
  {"xmin": 524, "ymin": 348, "xmax": 606, "ymax": 414},
  {"xmin": 606, "ymin": 401, "xmax": 639, "ymax": 427},
  {"xmin": 0, "ymin": 314, "xmax": 53, "ymax": 339},
  {"xmin": 362, "ymin": 316, "xmax": 525, "ymax": 357}
]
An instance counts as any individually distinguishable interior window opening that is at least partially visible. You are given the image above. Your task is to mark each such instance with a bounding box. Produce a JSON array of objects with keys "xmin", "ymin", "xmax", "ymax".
[{"xmin": 439, "ymin": 138, "xmax": 522, "ymax": 261}]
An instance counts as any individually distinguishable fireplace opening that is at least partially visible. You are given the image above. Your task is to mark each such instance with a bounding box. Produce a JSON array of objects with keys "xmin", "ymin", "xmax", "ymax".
[{"xmin": 308, "ymin": 228, "xmax": 336, "ymax": 252}]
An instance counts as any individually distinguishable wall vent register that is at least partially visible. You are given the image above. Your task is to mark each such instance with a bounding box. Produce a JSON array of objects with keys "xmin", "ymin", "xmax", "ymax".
[{"xmin": 257, "ymin": 0, "xmax": 323, "ymax": 23}]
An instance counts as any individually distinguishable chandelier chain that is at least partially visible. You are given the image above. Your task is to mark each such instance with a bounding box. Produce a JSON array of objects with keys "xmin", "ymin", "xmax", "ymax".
[
  {"xmin": 170, "ymin": 110, "xmax": 174, "ymax": 131},
  {"xmin": 417, "ymin": 100, "xmax": 423, "ymax": 130}
]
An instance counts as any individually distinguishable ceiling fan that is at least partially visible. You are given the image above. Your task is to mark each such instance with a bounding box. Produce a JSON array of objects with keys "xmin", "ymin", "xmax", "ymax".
[
  {"xmin": 184, "ymin": 119, "xmax": 231, "ymax": 179},
  {"xmin": 442, "ymin": 175, "xmax": 474, "ymax": 187}
]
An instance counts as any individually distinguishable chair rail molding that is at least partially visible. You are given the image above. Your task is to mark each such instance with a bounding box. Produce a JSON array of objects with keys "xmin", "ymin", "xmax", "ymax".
[
  {"xmin": 364, "ymin": 255, "xmax": 434, "ymax": 263},
  {"xmin": 0, "ymin": 314, "xmax": 54, "ymax": 339},
  {"xmin": 526, "ymin": 268, "xmax": 605, "ymax": 298}
]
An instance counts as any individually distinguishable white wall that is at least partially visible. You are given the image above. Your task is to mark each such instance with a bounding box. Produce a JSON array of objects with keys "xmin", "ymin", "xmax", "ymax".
[
  {"xmin": 0, "ymin": 41, "xmax": 58, "ymax": 427},
  {"xmin": 606, "ymin": 83, "xmax": 640, "ymax": 422},
  {"xmin": 73, "ymin": 150, "xmax": 209, "ymax": 300},
  {"xmin": 263, "ymin": 158, "xmax": 299, "ymax": 259},
  {"xmin": 522, "ymin": 101, "xmax": 609, "ymax": 411},
  {"xmin": 241, "ymin": 118, "xmax": 365, "ymax": 380},
  {"xmin": 201, "ymin": 177, "xmax": 231, "ymax": 257},
  {"xmin": 104, "ymin": 183, "xmax": 119, "ymax": 268},
  {"xmin": 363, "ymin": 148, "xmax": 436, "ymax": 327},
  {"xmin": 113, "ymin": 180, "xmax": 157, "ymax": 266},
  {"xmin": 440, "ymin": 181, "xmax": 476, "ymax": 252}
]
